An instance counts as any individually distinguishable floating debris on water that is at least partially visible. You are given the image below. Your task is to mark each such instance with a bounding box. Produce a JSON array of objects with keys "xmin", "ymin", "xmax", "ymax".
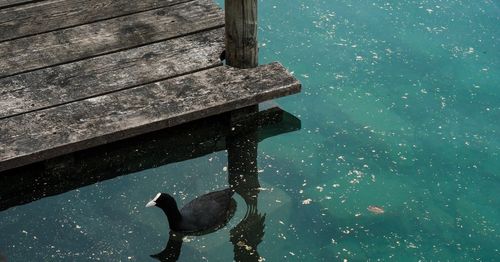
[
  {"xmin": 367, "ymin": 206, "xmax": 385, "ymax": 214},
  {"xmin": 237, "ymin": 241, "xmax": 253, "ymax": 251},
  {"xmin": 302, "ymin": 199, "xmax": 312, "ymax": 205}
]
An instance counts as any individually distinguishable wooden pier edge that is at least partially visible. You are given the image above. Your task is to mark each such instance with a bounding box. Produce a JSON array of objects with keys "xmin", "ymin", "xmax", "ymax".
[{"xmin": 0, "ymin": 63, "xmax": 301, "ymax": 172}]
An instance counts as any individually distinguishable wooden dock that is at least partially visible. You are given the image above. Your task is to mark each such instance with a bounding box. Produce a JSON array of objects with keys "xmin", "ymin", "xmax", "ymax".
[{"xmin": 0, "ymin": 0, "xmax": 301, "ymax": 172}]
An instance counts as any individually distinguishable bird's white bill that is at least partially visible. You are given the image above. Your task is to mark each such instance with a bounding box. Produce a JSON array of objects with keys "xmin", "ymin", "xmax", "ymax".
[
  {"xmin": 145, "ymin": 200, "xmax": 156, "ymax": 207},
  {"xmin": 146, "ymin": 192, "xmax": 162, "ymax": 207}
]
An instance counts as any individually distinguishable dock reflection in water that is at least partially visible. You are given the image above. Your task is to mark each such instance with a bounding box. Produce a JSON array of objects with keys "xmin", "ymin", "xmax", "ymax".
[{"xmin": 0, "ymin": 106, "xmax": 300, "ymax": 261}]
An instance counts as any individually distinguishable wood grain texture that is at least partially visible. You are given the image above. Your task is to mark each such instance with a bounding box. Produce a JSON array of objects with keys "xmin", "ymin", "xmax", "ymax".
[
  {"xmin": 0, "ymin": 0, "xmax": 191, "ymax": 41},
  {"xmin": 0, "ymin": 62, "xmax": 301, "ymax": 172},
  {"xmin": 0, "ymin": 0, "xmax": 224, "ymax": 77},
  {"xmin": 225, "ymin": 0, "xmax": 258, "ymax": 68},
  {"xmin": 0, "ymin": 0, "xmax": 37, "ymax": 9},
  {"xmin": 0, "ymin": 28, "xmax": 224, "ymax": 119}
]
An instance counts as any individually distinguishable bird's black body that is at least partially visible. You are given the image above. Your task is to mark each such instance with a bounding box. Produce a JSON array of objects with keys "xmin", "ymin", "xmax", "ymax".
[{"xmin": 150, "ymin": 188, "xmax": 236, "ymax": 234}]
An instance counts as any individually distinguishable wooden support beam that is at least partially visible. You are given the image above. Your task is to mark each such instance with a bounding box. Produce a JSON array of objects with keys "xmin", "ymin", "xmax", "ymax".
[{"xmin": 225, "ymin": 0, "xmax": 258, "ymax": 68}]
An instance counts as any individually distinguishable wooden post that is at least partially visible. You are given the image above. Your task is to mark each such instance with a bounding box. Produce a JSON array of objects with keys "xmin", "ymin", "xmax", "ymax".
[{"xmin": 225, "ymin": 0, "xmax": 258, "ymax": 68}]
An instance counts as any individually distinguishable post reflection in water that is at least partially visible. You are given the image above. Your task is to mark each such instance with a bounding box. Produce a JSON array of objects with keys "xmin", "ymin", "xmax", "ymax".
[{"xmin": 227, "ymin": 107, "xmax": 266, "ymax": 262}]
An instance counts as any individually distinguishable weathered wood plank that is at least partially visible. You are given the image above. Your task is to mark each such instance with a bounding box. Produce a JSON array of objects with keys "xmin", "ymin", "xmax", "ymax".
[
  {"xmin": 0, "ymin": 62, "xmax": 301, "ymax": 172},
  {"xmin": 0, "ymin": 28, "xmax": 224, "ymax": 119},
  {"xmin": 0, "ymin": 0, "xmax": 37, "ymax": 9},
  {"xmin": 0, "ymin": 0, "xmax": 224, "ymax": 78},
  {"xmin": 0, "ymin": 0, "xmax": 192, "ymax": 41},
  {"xmin": 0, "ymin": 107, "xmax": 301, "ymax": 211}
]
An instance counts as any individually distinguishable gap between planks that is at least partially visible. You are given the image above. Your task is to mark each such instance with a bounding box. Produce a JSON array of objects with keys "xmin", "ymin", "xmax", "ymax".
[
  {"xmin": 0, "ymin": 0, "xmax": 39, "ymax": 9},
  {"xmin": 0, "ymin": 0, "xmax": 196, "ymax": 42},
  {"xmin": 0, "ymin": 28, "xmax": 225, "ymax": 119},
  {"xmin": 0, "ymin": 0, "xmax": 224, "ymax": 78}
]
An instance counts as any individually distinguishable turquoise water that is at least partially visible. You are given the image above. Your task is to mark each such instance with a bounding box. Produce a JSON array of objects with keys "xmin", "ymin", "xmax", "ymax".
[{"xmin": 1, "ymin": 0, "xmax": 499, "ymax": 261}]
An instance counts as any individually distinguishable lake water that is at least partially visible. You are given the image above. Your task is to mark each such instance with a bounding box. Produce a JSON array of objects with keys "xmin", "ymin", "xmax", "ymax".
[{"xmin": 1, "ymin": 0, "xmax": 499, "ymax": 261}]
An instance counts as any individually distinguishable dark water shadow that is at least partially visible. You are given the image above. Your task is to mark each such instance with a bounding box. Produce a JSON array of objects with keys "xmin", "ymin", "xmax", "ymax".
[
  {"xmin": 150, "ymin": 106, "xmax": 284, "ymax": 261},
  {"xmin": 0, "ymin": 106, "xmax": 300, "ymax": 212},
  {"xmin": 227, "ymin": 107, "xmax": 266, "ymax": 261}
]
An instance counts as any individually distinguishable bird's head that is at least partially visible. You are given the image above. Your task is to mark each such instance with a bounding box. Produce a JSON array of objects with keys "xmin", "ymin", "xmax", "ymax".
[
  {"xmin": 146, "ymin": 193, "xmax": 177, "ymax": 209},
  {"xmin": 146, "ymin": 193, "xmax": 182, "ymax": 230}
]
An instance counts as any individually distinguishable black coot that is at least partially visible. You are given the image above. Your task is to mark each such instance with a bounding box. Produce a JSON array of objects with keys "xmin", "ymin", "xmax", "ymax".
[{"xmin": 146, "ymin": 188, "xmax": 236, "ymax": 233}]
